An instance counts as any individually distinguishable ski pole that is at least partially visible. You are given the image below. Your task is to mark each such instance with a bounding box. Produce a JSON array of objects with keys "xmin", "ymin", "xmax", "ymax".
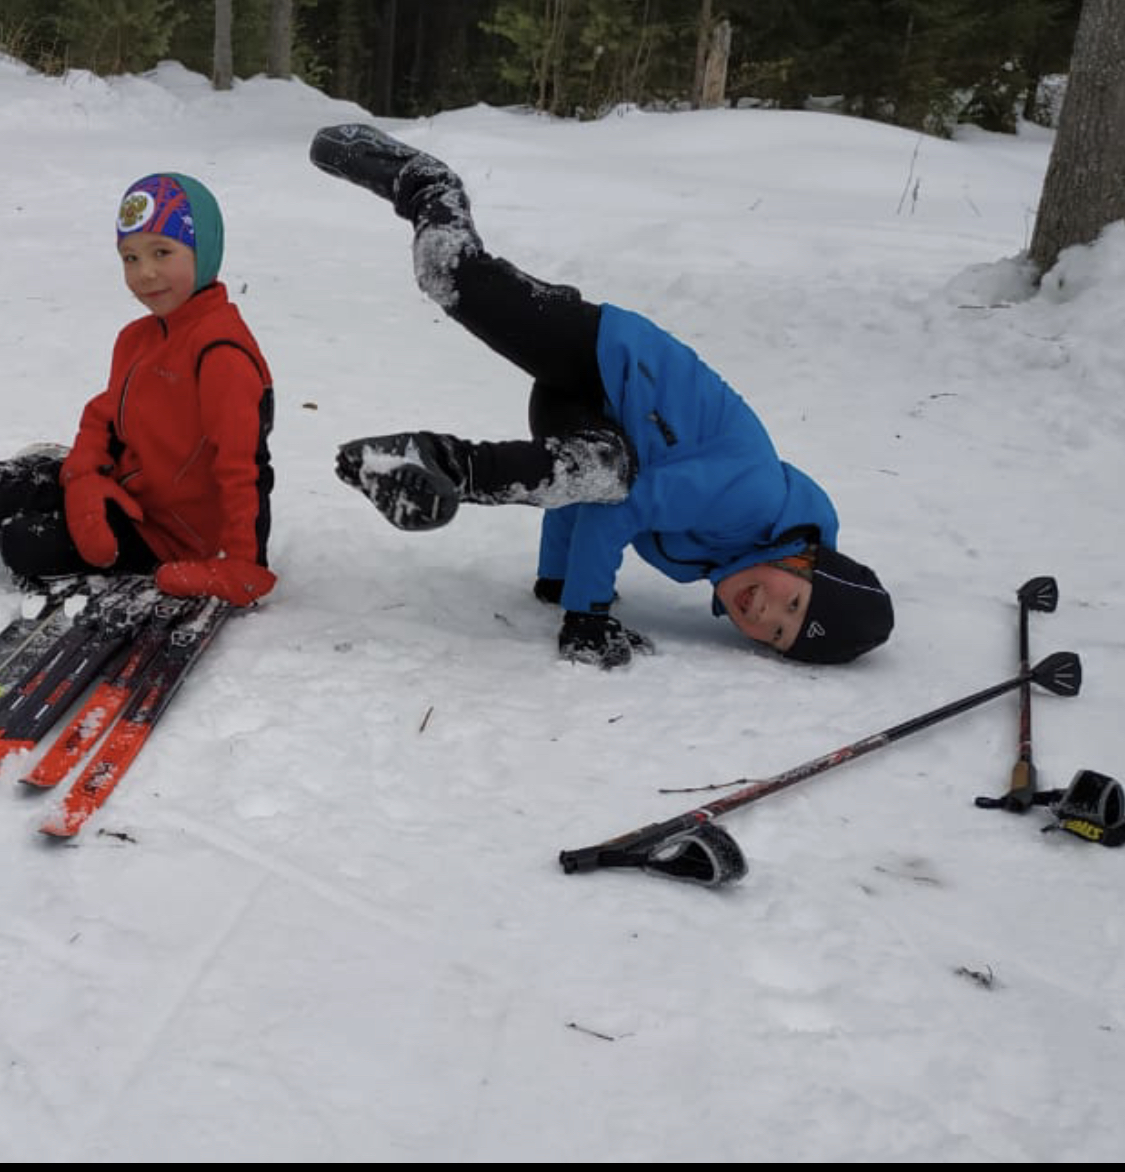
[
  {"xmin": 975, "ymin": 575, "xmax": 1057, "ymax": 812},
  {"xmin": 559, "ymin": 650, "xmax": 1082, "ymax": 888}
]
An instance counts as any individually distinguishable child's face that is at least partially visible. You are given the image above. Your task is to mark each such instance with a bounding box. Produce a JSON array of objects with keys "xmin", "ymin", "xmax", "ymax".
[
  {"xmin": 714, "ymin": 563, "xmax": 811, "ymax": 653},
  {"xmin": 118, "ymin": 232, "xmax": 196, "ymax": 315}
]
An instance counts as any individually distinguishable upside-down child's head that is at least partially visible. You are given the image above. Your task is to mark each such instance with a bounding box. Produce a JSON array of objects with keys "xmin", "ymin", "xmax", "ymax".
[{"xmin": 714, "ymin": 546, "xmax": 893, "ymax": 664}]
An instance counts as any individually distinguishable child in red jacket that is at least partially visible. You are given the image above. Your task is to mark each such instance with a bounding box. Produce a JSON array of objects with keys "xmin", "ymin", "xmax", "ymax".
[{"xmin": 0, "ymin": 173, "xmax": 275, "ymax": 607}]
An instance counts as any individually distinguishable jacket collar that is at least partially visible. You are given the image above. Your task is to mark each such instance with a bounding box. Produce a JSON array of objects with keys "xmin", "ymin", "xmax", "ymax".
[{"xmin": 155, "ymin": 281, "xmax": 228, "ymax": 330}]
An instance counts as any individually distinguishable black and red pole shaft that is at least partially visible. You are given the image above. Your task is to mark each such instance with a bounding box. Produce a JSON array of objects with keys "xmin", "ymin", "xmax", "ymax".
[
  {"xmin": 976, "ymin": 576, "xmax": 1058, "ymax": 813},
  {"xmin": 1011, "ymin": 597, "xmax": 1037, "ymax": 802},
  {"xmin": 560, "ymin": 651, "xmax": 1081, "ymax": 876}
]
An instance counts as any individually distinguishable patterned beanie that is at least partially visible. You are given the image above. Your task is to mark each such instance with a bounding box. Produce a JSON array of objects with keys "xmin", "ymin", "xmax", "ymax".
[
  {"xmin": 116, "ymin": 173, "xmax": 224, "ymax": 292},
  {"xmin": 782, "ymin": 547, "xmax": 894, "ymax": 664}
]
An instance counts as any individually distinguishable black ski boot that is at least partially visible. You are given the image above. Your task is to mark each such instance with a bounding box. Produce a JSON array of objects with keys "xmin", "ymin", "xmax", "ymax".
[
  {"xmin": 0, "ymin": 443, "xmax": 70, "ymax": 518},
  {"xmin": 310, "ymin": 123, "xmax": 484, "ymax": 302},
  {"xmin": 336, "ymin": 432, "xmax": 468, "ymax": 532},
  {"xmin": 309, "ymin": 124, "xmax": 428, "ymax": 203},
  {"xmin": 336, "ymin": 427, "xmax": 636, "ymax": 532}
]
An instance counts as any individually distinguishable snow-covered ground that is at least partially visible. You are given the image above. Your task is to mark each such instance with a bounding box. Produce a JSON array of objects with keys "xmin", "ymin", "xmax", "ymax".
[{"xmin": 1, "ymin": 56, "xmax": 1122, "ymax": 1162}]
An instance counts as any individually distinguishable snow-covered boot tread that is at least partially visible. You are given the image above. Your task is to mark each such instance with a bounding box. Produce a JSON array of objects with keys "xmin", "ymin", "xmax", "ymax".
[{"xmin": 336, "ymin": 432, "xmax": 464, "ymax": 532}]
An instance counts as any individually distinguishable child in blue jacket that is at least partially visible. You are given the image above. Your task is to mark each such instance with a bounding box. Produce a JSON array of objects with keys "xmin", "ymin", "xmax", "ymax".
[{"xmin": 310, "ymin": 124, "xmax": 893, "ymax": 670}]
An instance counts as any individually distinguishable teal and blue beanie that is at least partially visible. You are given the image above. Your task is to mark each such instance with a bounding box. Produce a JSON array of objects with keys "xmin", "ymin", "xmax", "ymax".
[{"xmin": 116, "ymin": 173, "xmax": 224, "ymax": 292}]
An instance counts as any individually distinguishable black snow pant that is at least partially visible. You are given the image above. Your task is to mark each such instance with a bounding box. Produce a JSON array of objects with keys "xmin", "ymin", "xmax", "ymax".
[
  {"xmin": 443, "ymin": 252, "xmax": 609, "ymax": 442},
  {"xmin": 393, "ymin": 157, "xmax": 636, "ymax": 500},
  {"xmin": 0, "ymin": 451, "xmax": 157, "ymax": 583}
]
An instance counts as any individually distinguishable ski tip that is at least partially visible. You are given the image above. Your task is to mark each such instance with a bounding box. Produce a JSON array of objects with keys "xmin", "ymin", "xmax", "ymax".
[
  {"xmin": 0, "ymin": 739, "xmax": 34, "ymax": 761},
  {"xmin": 38, "ymin": 818, "xmax": 79, "ymax": 840},
  {"xmin": 20, "ymin": 770, "xmax": 61, "ymax": 789}
]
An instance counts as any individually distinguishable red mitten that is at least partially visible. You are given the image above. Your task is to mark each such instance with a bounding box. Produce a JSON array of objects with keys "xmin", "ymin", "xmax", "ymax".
[
  {"xmin": 156, "ymin": 557, "xmax": 277, "ymax": 607},
  {"xmin": 63, "ymin": 474, "xmax": 144, "ymax": 568}
]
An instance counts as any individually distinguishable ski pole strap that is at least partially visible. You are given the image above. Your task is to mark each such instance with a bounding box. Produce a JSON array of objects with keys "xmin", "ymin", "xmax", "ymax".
[
  {"xmin": 641, "ymin": 823, "xmax": 748, "ymax": 887},
  {"xmin": 1046, "ymin": 769, "xmax": 1125, "ymax": 848},
  {"xmin": 559, "ymin": 818, "xmax": 748, "ymax": 887}
]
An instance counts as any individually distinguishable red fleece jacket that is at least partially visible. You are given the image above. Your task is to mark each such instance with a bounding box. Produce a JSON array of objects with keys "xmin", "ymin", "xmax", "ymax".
[{"xmin": 61, "ymin": 283, "xmax": 274, "ymax": 566}]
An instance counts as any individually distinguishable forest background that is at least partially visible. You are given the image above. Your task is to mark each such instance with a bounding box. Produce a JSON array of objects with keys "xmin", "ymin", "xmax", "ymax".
[{"xmin": 0, "ymin": 0, "xmax": 1084, "ymax": 134}]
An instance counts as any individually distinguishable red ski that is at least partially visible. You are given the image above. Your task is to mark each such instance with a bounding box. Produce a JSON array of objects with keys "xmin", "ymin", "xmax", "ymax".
[
  {"xmin": 39, "ymin": 597, "xmax": 230, "ymax": 839},
  {"xmin": 21, "ymin": 596, "xmax": 193, "ymax": 789}
]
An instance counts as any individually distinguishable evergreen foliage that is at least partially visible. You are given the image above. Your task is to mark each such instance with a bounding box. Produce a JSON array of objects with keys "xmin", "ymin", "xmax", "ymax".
[{"xmin": 0, "ymin": 0, "xmax": 1083, "ymax": 135}]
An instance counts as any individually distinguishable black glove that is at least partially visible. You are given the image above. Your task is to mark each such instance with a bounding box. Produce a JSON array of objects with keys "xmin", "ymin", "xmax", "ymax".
[
  {"xmin": 533, "ymin": 577, "xmax": 564, "ymax": 605},
  {"xmin": 558, "ymin": 610, "xmax": 654, "ymax": 670}
]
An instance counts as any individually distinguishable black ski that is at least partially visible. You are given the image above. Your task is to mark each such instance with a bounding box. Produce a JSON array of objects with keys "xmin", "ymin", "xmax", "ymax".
[
  {"xmin": 0, "ymin": 576, "xmax": 101, "ymax": 696},
  {"xmin": 0, "ymin": 575, "xmax": 161, "ymax": 756}
]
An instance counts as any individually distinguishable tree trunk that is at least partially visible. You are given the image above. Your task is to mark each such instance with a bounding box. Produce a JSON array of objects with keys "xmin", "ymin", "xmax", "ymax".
[
  {"xmin": 1028, "ymin": 0, "xmax": 1125, "ymax": 276},
  {"xmin": 541, "ymin": 0, "xmax": 570, "ymax": 116},
  {"xmin": 371, "ymin": 0, "xmax": 397, "ymax": 114},
  {"xmin": 691, "ymin": 0, "xmax": 713, "ymax": 109},
  {"xmin": 1022, "ymin": 74, "xmax": 1042, "ymax": 124},
  {"xmin": 213, "ymin": 0, "xmax": 233, "ymax": 91},
  {"xmin": 266, "ymin": 0, "xmax": 293, "ymax": 79},
  {"xmin": 699, "ymin": 19, "xmax": 731, "ymax": 109},
  {"xmin": 334, "ymin": 0, "xmax": 362, "ymax": 101}
]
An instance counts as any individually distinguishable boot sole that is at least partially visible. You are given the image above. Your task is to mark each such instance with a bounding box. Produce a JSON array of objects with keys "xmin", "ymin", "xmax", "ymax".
[{"xmin": 370, "ymin": 465, "xmax": 459, "ymax": 531}]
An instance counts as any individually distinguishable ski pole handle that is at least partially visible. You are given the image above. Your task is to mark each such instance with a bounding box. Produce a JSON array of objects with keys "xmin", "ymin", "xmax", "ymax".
[{"xmin": 559, "ymin": 814, "xmax": 702, "ymax": 874}]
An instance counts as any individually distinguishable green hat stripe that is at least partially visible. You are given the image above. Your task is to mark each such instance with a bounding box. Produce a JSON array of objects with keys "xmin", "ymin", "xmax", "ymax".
[{"xmin": 168, "ymin": 172, "xmax": 224, "ymax": 291}]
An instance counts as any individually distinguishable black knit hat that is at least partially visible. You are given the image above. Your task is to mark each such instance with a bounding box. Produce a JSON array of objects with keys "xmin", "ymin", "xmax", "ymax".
[{"xmin": 783, "ymin": 548, "xmax": 893, "ymax": 664}]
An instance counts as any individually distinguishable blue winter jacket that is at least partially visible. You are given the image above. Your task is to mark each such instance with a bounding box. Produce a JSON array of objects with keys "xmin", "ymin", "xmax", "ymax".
[{"xmin": 536, "ymin": 304, "xmax": 840, "ymax": 615}]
